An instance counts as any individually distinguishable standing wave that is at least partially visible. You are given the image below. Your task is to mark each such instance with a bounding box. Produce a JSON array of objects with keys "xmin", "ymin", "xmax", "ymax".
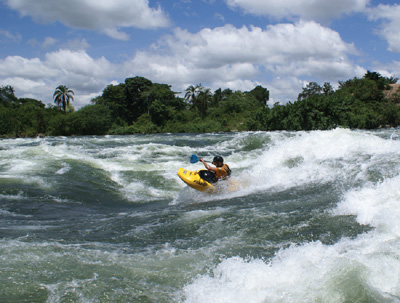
[
  {"xmin": 2, "ymin": 129, "xmax": 400, "ymax": 302},
  {"xmin": 183, "ymin": 129, "xmax": 400, "ymax": 302}
]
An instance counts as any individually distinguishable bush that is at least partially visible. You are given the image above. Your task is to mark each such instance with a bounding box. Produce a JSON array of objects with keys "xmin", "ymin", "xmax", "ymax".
[{"xmin": 68, "ymin": 104, "xmax": 113, "ymax": 135}]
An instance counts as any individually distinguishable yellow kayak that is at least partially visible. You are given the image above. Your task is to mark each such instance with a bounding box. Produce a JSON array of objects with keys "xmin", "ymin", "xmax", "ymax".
[
  {"xmin": 177, "ymin": 168, "xmax": 240, "ymax": 193},
  {"xmin": 177, "ymin": 168, "xmax": 215, "ymax": 192}
]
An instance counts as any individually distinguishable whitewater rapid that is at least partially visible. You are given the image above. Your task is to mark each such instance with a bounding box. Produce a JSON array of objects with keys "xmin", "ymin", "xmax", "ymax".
[{"xmin": 1, "ymin": 128, "xmax": 400, "ymax": 302}]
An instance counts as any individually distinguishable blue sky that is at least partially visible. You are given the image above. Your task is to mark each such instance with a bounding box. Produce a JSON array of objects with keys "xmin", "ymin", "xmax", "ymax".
[{"xmin": 1, "ymin": 0, "xmax": 399, "ymax": 108}]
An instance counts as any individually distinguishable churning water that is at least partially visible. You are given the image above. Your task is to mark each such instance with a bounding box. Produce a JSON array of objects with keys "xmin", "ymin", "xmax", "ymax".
[{"xmin": 1, "ymin": 129, "xmax": 400, "ymax": 302}]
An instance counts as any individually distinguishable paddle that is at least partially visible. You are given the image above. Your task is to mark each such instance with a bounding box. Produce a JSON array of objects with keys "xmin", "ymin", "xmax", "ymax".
[{"xmin": 190, "ymin": 154, "xmax": 209, "ymax": 164}]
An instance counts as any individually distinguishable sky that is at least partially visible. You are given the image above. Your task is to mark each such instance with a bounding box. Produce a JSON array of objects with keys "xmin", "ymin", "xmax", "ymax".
[{"xmin": 0, "ymin": 0, "xmax": 400, "ymax": 109}]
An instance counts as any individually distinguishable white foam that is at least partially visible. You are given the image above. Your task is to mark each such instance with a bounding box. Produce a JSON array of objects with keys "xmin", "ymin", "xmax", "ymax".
[
  {"xmin": 2, "ymin": 129, "xmax": 400, "ymax": 203},
  {"xmin": 226, "ymin": 129, "xmax": 400, "ymax": 196},
  {"xmin": 184, "ymin": 233, "xmax": 400, "ymax": 302},
  {"xmin": 334, "ymin": 173, "xmax": 400, "ymax": 236},
  {"xmin": 4, "ymin": 130, "xmax": 400, "ymax": 302},
  {"xmin": 184, "ymin": 149, "xmax": 400, "ymax": 302},
  {"xmin": 180, "ymin": 207, "xmax": 231, "ymax": 221},
  {"xmin": 0, "ymin": 209, "xmax": 32, "ymax": 218},
  {"xmin": 55, "ymin": 162, "xmax": 71, "ymax": 175}
]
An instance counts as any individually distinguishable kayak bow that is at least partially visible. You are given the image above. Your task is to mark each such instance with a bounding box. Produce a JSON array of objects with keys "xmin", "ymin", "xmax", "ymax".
[{"xmin": 177, "ymin": 168, "xmax": 215, "ymax": 192}]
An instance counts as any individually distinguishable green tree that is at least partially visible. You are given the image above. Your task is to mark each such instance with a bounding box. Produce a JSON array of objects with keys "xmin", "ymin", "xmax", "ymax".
[
  {"xmin": 0, "ymin": 85, "xmax": 18, "ymax": 106},
  {"xmin": 96, "ymin": 83, "xmax": 128, "ymax": 123},
  {"xmin": 363, "ymin": 70, "xmax": 398, "ymax": 90},
  {"xmin": 297, "ymin": 82, "xmax": 322, "ymax": 101},
  {"xmin": 145, "ymin": 83, "xmax": 179, "ymax": 113},
  {"xmin": 196, "ymin": 88, "xmax": 212, "ymax": 118},
  {"xmin": 248, "ymin": 85, "xmax": 269, "ymax": 106},
  {"xmin": 212, "ymin": 88, "xmax": 223, "ymax": 107},
  {"xmin": 267, "ymin": 103, "xmax": 290, "ymax": 130},
  {"xmin": 0, "ymin": 106, "xmax": 17, "ymax": 135},
  {"xmin": 67, "ymin": 104, "xmax": 112, "ymax": 135},
  {"xmin": 15, "ymin": 102, "xmax": 46, "ymax": 136},
  {"xmin": 94, "ymin": 77, "xmax": 184, "ymax": 127},
  {"xmin": 47, "ymin": 114, "xmax": 68, "ymax": 136},
  {"xmin": 149, "ymin": 99, "xmax": 173, "ymax": 126},
  {"xmin": 322, "ymin": 82, "xmax": 334, "ymax": 96},
  {"xmin": 147, "ymin": 84, "xmax": 185, "ymax": 126},
  {"xmin": 124, "ymin": 76, "xmax": 153, "ymax": 123},
  {"xmin": 53, "ymin": 85, "xmax": 74, "ymax": 114},
  {"xmin": 338, "ymin": 78, "xmax": 384, "ymax": 102}
]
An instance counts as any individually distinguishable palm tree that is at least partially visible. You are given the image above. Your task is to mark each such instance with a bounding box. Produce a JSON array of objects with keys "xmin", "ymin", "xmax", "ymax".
[
  {"xmin": 197, "ymin": 88, "xmax": 212, "ymax": 118},
  {"xmin": 53, "ymin": 85, "xmax": 74, "ymax": 114},
  {"xmin": 184, "ymin": 84, "xmax": 202, "ymax": 106},
  {"xmin": 184, "ymin": 84, "xmax": 211, "ymax": 118}
]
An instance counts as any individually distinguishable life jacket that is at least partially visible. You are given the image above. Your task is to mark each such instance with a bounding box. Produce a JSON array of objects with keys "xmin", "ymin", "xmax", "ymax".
[{"xmin": 215, "ymin": 164, "xmax": 231, "ymax": 180}]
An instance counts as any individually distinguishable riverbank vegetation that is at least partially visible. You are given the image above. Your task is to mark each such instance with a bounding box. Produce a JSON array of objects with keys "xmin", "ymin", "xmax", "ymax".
[{"xmin": 1, "ymin": 71, "xmax": 399, "ymax": 137}]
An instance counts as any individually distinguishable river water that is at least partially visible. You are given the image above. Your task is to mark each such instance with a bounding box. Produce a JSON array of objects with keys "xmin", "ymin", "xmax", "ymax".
[{"xmin": 1, "ymin": 129, "xmax": 400, "ymax": 302}]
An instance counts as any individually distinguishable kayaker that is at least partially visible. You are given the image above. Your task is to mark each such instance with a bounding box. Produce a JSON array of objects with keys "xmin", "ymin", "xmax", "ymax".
[{"xmin": 198, "ymin": 155, "xmax": 231, "ymax": 183}]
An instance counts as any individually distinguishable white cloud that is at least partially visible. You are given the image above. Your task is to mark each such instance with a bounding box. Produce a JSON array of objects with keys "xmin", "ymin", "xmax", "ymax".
[
  {"xmin": 44, "ymin": 50, "xmax": 111, "ymax": 77},
  {"xmin": 5, "ymin": 0, "xmax": 171, "ymax": 40},
  {"xmin": 225, "ymin": 0, "xmax": 369, "ymax": 22},
  {"xmin": 0, "ymin": 21, "xmax": 366, "ymax": 107},
  {"xmin": 214, "ymin": 13, "xmax": 225, "ymax": 22},
  {"xmin": 1, "ymin": 77, "xmax": 48, "ymax": 100},
  {"xmin": 0, "ymin": 56, "xmax": 57, "ymax": 79},
  {"xmin": 126, "ymin": 21, "xmax": 362, "ymax": 100},
  {"xmin": 267, "ymin": 77, "xmax": 305, "ymax": 104},
  {"xmin": 0, "ymin": 49, "xmax": 116, "ymax": 107},
  {"xmin": 0, "ymin": 29, "xmax": 22, "ymax": 44},
  {"xmin": 42, "ymin": 37, "xmax": 58, "ymax": 49},
  {"xmin": 63, "ymin": 38, "xmax": 90, "ymax": 51},
  {"xmin": 367, "ymin": 4, "xmax": 400, "ymax": 53},
  {"xmin": 370, "ymin": 60, "xmax": 400, "ymax": 82},
  {"xmin": 27, "ymin": 37, "xmax": 90, "ymax": 51}
]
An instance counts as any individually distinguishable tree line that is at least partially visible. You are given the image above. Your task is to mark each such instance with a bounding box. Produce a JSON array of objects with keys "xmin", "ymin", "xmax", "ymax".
[{"xmin": 0, "ymin": 71, "xmax": 399, "ymax": 137}]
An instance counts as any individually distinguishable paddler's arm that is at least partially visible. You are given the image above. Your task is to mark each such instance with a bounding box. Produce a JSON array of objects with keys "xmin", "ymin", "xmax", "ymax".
[
  {"xmin": 194, "ymin": 158, "xmax": 208, "ymax": 175},
  {"xmin": 200, "ymin": 158, "xmax": 217, "ymax": 172}
]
